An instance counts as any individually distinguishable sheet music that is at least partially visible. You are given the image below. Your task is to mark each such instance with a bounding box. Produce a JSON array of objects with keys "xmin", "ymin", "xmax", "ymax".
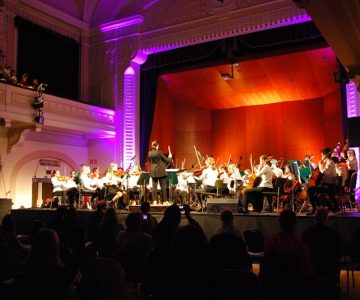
[{"xmin": 166, "ymin": 169, "xmax": 180, "ymax": 172}]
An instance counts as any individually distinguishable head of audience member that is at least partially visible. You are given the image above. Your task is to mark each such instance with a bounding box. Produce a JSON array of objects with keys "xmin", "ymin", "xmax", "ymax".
[
  {"xmin": 279, "ymin": 209, "xmax": 297, "ymax": 234},
  {"xmin": 162, "ymin": 204, "xmax": 181, "ymax": 228},
  {"xmin": 315, "ymin": 207, "xmax": 329, "ymax": 224},
  {"xmin": 77, "ymin": 258, "xmax": 127, "ymax": 300},
  {"xmin": 140, "ymin": 201, "xmax": 151, "ymax": 215},
  {"xmin": 125, "ymin": 212, "xmax": 142, "ymax": 233},
  {"xmin": 170, "ymin": 224, "xmax": 209, "ymax": 267},
  {"xmin": 29, "ymin": 228, "xmax": 62, "ymax": 270},
  {"xmin": 2, "ymin": 214, "xmax": 16, "ymax": 236},
  {"xmin": 19, "ymin": 72, "xmax": 29, "ymax": 86},
  {"xmin": 220, "ymin": 209, "xmax": 234, "ymax": 227},
  {"xmin": 102, "ymin": 208, "xmax": 119, "ymax": 227}
]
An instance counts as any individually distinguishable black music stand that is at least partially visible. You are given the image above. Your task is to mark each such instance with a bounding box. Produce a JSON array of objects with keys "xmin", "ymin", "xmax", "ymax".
[
  {"xmin": 137, "ymin": 172, "xmax": 150, "ymax": 202},
  {"xmin": 166, "ymin": 169, "xmax": 180, "ymax": 203}
]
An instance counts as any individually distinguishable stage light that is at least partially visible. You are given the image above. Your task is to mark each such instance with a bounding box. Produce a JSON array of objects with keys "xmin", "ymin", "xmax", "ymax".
[
  {"xmin": 333, "ymin": 72, "xmax": 349, "ymax": 84},
  {"xmin": 34, "ymin": 110, "xmax": 44, "ymax": 125},
  {"xmin": 221, "ymin": 64, "xmax": 234, "ymax": 80},
  {"xmin": 32, "ymin": 97, "xmax": 44, "ymax": 109}
]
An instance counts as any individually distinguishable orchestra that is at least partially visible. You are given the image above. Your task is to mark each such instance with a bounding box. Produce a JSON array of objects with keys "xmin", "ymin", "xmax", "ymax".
[{"xmin": 48, "ymin": 139, "xmax": 357, "ymax": 214}]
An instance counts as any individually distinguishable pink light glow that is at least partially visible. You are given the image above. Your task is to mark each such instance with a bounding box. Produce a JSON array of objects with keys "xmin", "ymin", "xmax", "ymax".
[{"xmin": 100, "ymin": 15, "xmax": 143, "ymax": 32}]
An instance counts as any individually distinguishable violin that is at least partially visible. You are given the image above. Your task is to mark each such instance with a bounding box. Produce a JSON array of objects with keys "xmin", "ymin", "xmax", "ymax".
[
  {"xmin": 115, "ymin": 169, "xmax": 126, "ymax": 177},
  {"xmin": 58, "ymin": 176, "xmax": 69, "ymax": 181}
]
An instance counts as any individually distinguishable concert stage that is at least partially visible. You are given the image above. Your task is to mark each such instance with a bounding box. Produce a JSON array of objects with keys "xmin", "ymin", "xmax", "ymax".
[{"xmin": 10, "ymin": 207, "xmax": 360, "ymax": 245}]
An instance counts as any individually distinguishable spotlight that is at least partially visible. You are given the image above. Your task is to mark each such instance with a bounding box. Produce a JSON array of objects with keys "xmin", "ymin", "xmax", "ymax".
[
  {"xmin": 333, "ymin": 72, "xmax": 349, "ymax": 84},
  {"xmin": 34, "ymin": 110, "xmax": 44, "ymax": 125},
  {"xmin": 221, "ymin": 64, "xmax": 234, "ymax": 80},
  {"xmin": 32, "ymin": 97, "xmax": 44, "ymax": 109}
]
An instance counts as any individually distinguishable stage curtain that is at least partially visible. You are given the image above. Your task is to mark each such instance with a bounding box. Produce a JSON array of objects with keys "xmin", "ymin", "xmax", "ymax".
[{"xmin": 140, "ymin": 68, "xmax": 160, "ymax": 167}]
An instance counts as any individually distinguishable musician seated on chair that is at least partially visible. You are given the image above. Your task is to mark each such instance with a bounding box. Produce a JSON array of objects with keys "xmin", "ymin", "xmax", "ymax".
[
  {"xmin": 104, "ymin": 163, "xmax": 128, "ymax": 209},
  {"xmin": 240, "ymin": 155, "xmax": 273, "ymax": 213},
  {"xmin": 79, "ymin": 164, "xmax": 98, "ymax": 207},
  {"xmin": 306, "ymin": 148, "xmax": 339, "ymax": 215},
  {"xmin": 122, "ymin": 164, "xmax": 141, "ymax": 205},
  {"xmin": 51, "ymin": 169, "xmax": 68, "ymax": 205},
  {"xmin": 271, "ymin": 159, "xmax": 283, "ymax": 178},
  {"xmin": 173, "ymin": 171, "xmax": 189, "ymax": 204},
  {"xmin": 65, "ymin": 170, "xmax": 80, "ymax": 207},
  {"xmin": 193, "ymin": 157, "xmax": 219, "ymax": 210}
]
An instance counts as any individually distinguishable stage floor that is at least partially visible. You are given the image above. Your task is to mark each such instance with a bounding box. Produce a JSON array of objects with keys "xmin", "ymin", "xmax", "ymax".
[{"xmin": 10, "ymin": 207, "xmax": 360, "ymax": 246}]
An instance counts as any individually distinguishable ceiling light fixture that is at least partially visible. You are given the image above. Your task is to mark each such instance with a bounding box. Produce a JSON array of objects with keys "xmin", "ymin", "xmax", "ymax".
[{"xmin": 221, "ymin": 64, "xmax": 234, "ymax": 81}]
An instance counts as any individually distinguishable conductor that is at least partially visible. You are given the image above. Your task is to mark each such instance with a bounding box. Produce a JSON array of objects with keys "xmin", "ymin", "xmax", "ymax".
[{"xmin": 149, "ymin": 140, "xmax": 172, "ymax": 204}]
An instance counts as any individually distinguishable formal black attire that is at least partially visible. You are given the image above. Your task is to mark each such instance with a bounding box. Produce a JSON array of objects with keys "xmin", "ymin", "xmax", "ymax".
[{"xmin": 148, "ymin": 149, "xmax": 171, "ymax": 203}]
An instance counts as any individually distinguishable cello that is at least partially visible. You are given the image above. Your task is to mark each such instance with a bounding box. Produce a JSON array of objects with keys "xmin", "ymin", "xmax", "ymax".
[{"xmin": 298, "ymin": 166, "xmax": 324, "ymax": 202}]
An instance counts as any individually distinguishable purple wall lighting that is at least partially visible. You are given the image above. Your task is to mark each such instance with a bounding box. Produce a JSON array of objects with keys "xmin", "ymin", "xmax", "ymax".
[
  {"xmin": 100, "ymin": 15, "xmax": 144, "ymax": 33},
  {"xmin": 123, "ymin": 66, "xmax": 136, "ymax": 170},
  {"xmin": 346, "ymin": 81, "xmax": 360, "ymax": 199}
]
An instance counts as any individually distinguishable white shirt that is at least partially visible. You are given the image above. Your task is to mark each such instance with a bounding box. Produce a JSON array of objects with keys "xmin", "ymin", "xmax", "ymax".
[
  {"xmin": 201, "ymin": 167, "xmax": 218, "ymax": 187},
  {"xmin": 319, "ymin": 159, "xmax": 337, "ymax": 185},
  {"xmin": 272, "ymin": 166, "xmax": 283, "ymax": 178},
  {"xmin": 176, "ymin": 175, "xmax": 188, "ymax": 192},
  {"xmin": 256, "ymin": 164, "xmax": 273, "ymax": 188},
  {"xmin": 51, "ymin": 176, "xmax": 66, "ymax": 192},
  {"xmin": 80, "ymin": 173, "xmax": 96, "ymax": 190},
  {"xmin": 347, "ymin": 157, "xmax": 358, "ymax": 171}
]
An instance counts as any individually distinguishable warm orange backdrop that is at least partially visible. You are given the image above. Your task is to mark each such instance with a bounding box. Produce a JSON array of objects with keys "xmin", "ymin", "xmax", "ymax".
[{"xmin": 150, "ymin": 82, "xmax": 343, "ymax": 170}]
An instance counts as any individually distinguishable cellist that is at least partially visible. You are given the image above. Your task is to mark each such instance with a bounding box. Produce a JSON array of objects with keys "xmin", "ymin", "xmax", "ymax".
[
  {"xmin": 240, "ymin": 154, "xmax": 273, "ymax": 213},
  {"xmin": 306, "ymin": 147, "xmax": 339, "ymax": 215}
]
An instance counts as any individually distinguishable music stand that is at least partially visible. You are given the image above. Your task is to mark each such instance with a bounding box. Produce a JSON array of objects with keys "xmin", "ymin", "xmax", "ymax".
[
  {"xmin": 166, "ymin": 169, "xmax": 180, "ymax": 202},
  {"xmin": 137, "ymin": 172, "xmax": 150, "ymax": 202}
]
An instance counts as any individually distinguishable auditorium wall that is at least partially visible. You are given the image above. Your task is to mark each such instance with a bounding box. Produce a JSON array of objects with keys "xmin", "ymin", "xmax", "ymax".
[{"xmin": 151, "ymin": 88, "xmax": 343, "ymax": 170}]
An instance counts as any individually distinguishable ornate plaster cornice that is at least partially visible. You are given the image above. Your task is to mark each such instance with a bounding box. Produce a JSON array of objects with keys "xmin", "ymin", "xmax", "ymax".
[
  {"xmin": 4, "ymin": 0, "xmax": 88, "ymax": 42},
  {"xmin": 140, "ymin": 3, "xmax": 310, "ymax": 54}
]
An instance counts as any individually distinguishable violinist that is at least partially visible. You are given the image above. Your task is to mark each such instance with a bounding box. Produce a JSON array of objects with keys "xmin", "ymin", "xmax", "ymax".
[
  {"xmin": 303, "ymin": 154, "xmax": 317, "ymax": 171},
  {"xmin": 240, "ymin": 154, "xmax": 273, "ymax": 213},
  {"xmin": 104, "ymin": 163, "xmax": 128, "ymax": 209},
  {"xmin": 193, "ymin": 156, "xmax": 218, "ymax": 211},
  {"xmin": 173, "ymin": 171, "xmax": 189, "ymax": 204},
  {"xmin": 218, "ymin": 164, "xmax": 230, "ymax": 196},
  {"xmin": 51, "ymin": 169, "xmax": 67, "ymax": 205},
  {"xmin": 79, "ymin": 164, "xmax": 97, "ymax": 208},
  {"xmin": 122, "ymin": 164, "xmax": 142, "ymax": 204},
  {"xmin": 271, "ymin": 159, "xmax": 283, "ymax": 178},
  {"xmin": 65, "ymin": 170, "xmax": 80, "ymax": 207},
  {"xmin": 148, "ymin": 140, "xmax": 172, "ymax": 204},
  {"xmin": 306, "ymin": 148, "xmax": 339, "ymax": 215}
]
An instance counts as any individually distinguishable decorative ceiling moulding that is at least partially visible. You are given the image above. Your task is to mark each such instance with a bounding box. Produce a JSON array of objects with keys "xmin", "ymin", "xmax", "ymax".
[
  {"xmin": 140, "ymin": 4, "xmax": 311, "ymax": 54},
  {"xmin": 5, "ymin": 0, "xmax": 85, "ymax": 42}
]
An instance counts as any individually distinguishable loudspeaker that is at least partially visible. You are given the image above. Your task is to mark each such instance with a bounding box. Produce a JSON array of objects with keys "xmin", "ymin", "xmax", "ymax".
[
  {"xmin": 206, "ymin": 198, "xmax": 239, "ymax": 213},
  {"xmin": 348, "ymin": 116, "xmax": 360, "ymax": 147}
]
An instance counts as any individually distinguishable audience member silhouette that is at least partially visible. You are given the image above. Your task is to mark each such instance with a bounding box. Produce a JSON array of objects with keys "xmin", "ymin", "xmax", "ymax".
[
  {"xmin": 96, "ymin": 207, "xmax": 124, "ymax": 257},
  {"xmin": 260, "ymin": 209, "xmax": 312, "ymax": 300},
  {"xmin": 114, "ymin": 212, "xmax": 153, "ymax": 288},
  {"xmin": 163, "ymin": 224, "xmax": 211, "ymax": 300},
  {"xmin": 13, "ymin": 228, "xmax": 75, "ymax": 300},
  {"xmin": 77, "ymin": 258, "xmax": 127, "ymax": 300},
  {"xmin": 214, "ymin": 209, "xmax": 242, "ymax": 237},
  {"xmin": 302, "ymin": 207, "xmax": 342, "ymax": 300},
  {"xmin": 140, "ymin": 201, "xmax": 158, "ymax": 235}
]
